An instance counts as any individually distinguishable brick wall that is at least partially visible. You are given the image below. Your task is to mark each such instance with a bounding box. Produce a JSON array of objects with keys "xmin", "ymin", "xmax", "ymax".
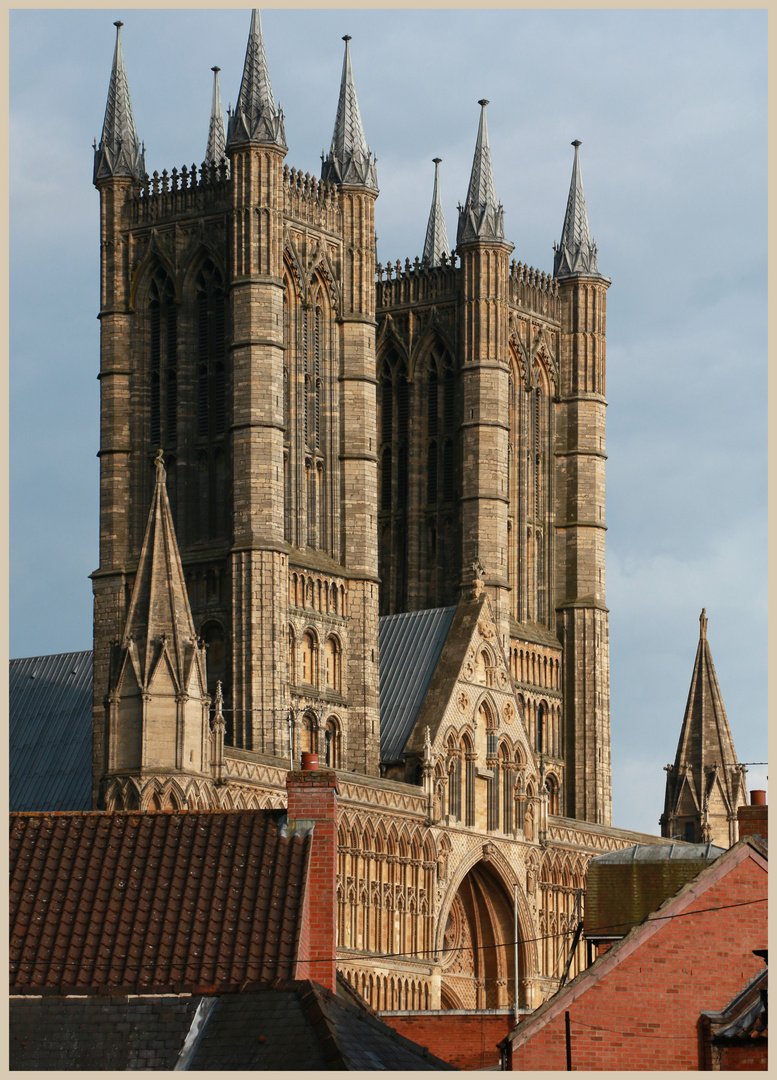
[
  {"xmin": 717, "ymin": 1041, "xmax": 768, "ymax": 1070},
  {"xmin": 508, "ymin": 846, "xmax": 767, "ymax": 1070},
  {"xmin": 286, "ymin": 767, "xmax": 339, "ymax": 992},
  {"xmin": 737, "ymin": 803, "xmax": 767, "ymax": 841},
  {"xmin": 381, "ymin": 1011, "xmax": 515, "ymax": 1070}
]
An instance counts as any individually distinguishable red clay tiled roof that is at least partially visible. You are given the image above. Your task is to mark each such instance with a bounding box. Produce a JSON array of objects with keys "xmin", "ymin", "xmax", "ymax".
[{"xmin": 9, "ymin": 810, "xmax": 311, "ymax": 994}]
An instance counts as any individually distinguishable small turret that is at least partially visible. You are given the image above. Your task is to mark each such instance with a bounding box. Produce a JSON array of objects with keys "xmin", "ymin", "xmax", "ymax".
[
  {"xmin": 423, "ymin": 158, "xmax": 451, "ymax": 267},
  {"xmin": 553, "ymin": 140, "xmax": 599, "ymax": 278},
  {"xmin": 321, "ymin": 35, "xmax": 378, "ymax": 189},
  {"xmin": 104, "ymin": 451, "xmax": 211, "ymax": 792},
  {"xmin": 457, "ymin": 100, "xmax": 504, "ymax": 245},
  {"xmin": 661, "ymin": 609, "xmax": 748, "ymax": 847},
  {"xmin": 120, "ymin": 451, "xmax": 205, "ymax": 692},
  {"xmin": 93, "ymin": 21, "xmax": 144, "ymax": 183},
  {"xmin": 226, "ymin": 9, "xmax": 286, "ymax": 149},
  {"xmin": 205, "ymin": 65, "xmax": 227, "ymax": 167}
]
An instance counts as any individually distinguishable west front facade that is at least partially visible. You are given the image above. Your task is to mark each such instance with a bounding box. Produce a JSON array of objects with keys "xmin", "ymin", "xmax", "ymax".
[{"xmin": 89, "ymin": 11, "xmax": 694, "ymax": 1015}]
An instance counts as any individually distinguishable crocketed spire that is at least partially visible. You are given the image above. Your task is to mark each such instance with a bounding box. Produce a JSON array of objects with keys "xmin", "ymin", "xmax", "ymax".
[
  {"xmin": 321, "ymin": 35, "xmax": 378, "ymax": 189},
  {"xmin": 93, "ymin": 21, "xmax": 145, "ymax": 183},
  {"xmin": 456, "ymin": 100, "xmax": 504, "ymax": 245},
  {"xmin": 226, "ymin": 9, "xmax": 286, "ymax": 149},
  {"xmin": 423, "ymin": 158, "xmax": 451, "ymax": 267},
  {"xmin": 553, "ymin": 141, "xmax": 599, "ymax": 278},
  {"xmin": 661, "ymin": 609, "xmax": 748, "ymax": 847},
  {"xmin": 205, "ymin": 66, "xmax": 227, "ymax": 167},
  {"xmin": 120, "ymin": 451, "xmax": 202, "ymax": 693}
]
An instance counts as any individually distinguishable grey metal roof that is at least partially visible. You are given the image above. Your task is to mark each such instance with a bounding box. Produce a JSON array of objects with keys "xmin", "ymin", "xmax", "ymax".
[
  {"xmin": 590, "ymin": 841, "xmax": 725, "ymax": 865},
  {"xmin": 9, "ymin": 651, "xmax": 93, "ymax": 811},
  {"xmin": 379, "ymin": 606, "xmax": 456, "ymax": 763}
]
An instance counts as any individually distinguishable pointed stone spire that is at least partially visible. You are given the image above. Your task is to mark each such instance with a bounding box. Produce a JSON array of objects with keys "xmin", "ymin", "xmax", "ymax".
[
  {"xmin": 553, "ymin": 141, "xmax": 600, "ymax": 278},
  {"xmin": 661, "ymin": 610, "xmax": 748, "ymax": 847},
  {"xmin": 205, "ymin": 66, "xmax": 227, "ymax": 167},
  {"xmin": 93, "ymin": 21, "xmax": 145, "ymax": 183},
  {"xmin": 457, "ymin": 100, "xmax": 505, "ymax": 245},
  {"xmin": 423, "ymin": 158, "xmax": 451, "ymax": 267},
  {"xmin": 226, "ymin": 9, "xmax": 286, "ymax": 149},
  {"xmin": 321, "ymin": 35, "xmax": 378, "ymax": 189},
  {"xmin": 121, "ymin": 451, "xmax": 201, "ymax": 692}
]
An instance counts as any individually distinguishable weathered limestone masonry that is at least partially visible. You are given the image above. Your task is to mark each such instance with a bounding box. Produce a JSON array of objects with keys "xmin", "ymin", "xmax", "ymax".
[
  {"xmin": 90, "ymin": 11, "xmax": 676, "ymax": 1016},
  {"xmin": 553, "ymin": 143, "xmax": 611, "ymax": 826},
  {"xmin": 661, "ymin": 609, "xmax": 748, "ymax": 845},
  {"xmin": 457, "ymin": 103, "xmax": 514, "ymax": 649},
  {"xmin": 91, "ymin": 16, "xmax": 381, "ymax": 794}
]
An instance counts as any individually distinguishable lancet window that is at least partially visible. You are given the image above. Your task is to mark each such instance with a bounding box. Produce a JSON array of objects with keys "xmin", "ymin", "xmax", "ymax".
[
  {"xmin": 529, "ymin": 361, "xmax": 552, "ymax": 625},
  {"xmin": 377, "ymin": 348, "xmax": 410, "ymax": 613},
  {"xmin": 301, "ymin": 630, "xmax": 318, "ymax": 687},
  {"xmin": 148, "ymin": 268, "xmax": 177, "ymax": 453},
  {"xmin": 324, "ymin": 716, "xmax": 341, "ymax": 768},
  {"xmin": 283, "ymin": 271, "xmax": 332, "ymax": 555},
  {"xmin": 324, "ymin": 635, "xmax": 342, "ymax": 692},
  {"xmin": 192, "ymin": 259, "xmax": 227, "ymax": 542}
]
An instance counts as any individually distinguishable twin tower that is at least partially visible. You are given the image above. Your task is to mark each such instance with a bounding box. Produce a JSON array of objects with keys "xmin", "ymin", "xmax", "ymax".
[{"xmin": 92, "ymin": 11, "xmax": 612, "ymax": 826}]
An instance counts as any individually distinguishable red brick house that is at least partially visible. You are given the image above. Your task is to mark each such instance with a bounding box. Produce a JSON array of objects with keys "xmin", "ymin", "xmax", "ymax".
[
  {"xmin": 9, "ymin": 766, "xmax": 452, "ymax": 1070},
  {"xmin": 700, "ymin": 954, "xmax": 767, "ymax": 1071},
  {"xmin": 500, "ymin": 834, "xmax": 767, "ymax": 1070}
]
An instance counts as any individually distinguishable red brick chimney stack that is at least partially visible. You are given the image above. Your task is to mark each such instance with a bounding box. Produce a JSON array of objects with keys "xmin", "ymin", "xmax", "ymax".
[
  {"xmin": 737, "ymin": 790, "xmax": 767, "ymax": 842},
  {"xmin": 286, "ymin": 762, "xmax": 339, "ymax": 992}
]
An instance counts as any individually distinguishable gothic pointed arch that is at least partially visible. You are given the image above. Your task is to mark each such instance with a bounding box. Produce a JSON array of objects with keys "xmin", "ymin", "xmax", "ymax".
[
  {"xmin": 283, "ymin": 239, "xmax": 306, "ymax": 302},
  {"xmin": 436, "ymin": 850, "xmax": 538, "ymax": 1009},
  {"xmin": 530, "ymin": 331, "xmax": 558, "ymax": 391},
  {"xmin": 309, "ymin": 248, "xmax": 341, "ymax": 309},
  {"xmin": 408, "ymin": 324, "xmax": 457, "ymax": 379},
  {"xmin": 376, "ymin": 316, "xmax": 410, "ymax": 366},
  {"xmin": 129, "ymin": 241, "xmax": 177, "ymax": 312},
  {"xmin": 180, "ymin": 239, "xmax": 226, "ymax": 297}
]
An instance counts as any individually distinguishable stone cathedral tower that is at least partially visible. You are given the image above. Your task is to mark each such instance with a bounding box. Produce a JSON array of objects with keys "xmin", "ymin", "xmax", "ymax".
[
  {"xmin": 91, "ymin": 14, "xmax": 380, "ymax": 807},
  {"xmin": 91, "ymin": 9, "xmax": 611, "ymax": 831},
  {"xmin": 375, "ymin": 127, "xmax": 611, "ymax": 824},
  {"xmin": 85, "ymin": 8, "xmax": 676, "ymax": 1013}
]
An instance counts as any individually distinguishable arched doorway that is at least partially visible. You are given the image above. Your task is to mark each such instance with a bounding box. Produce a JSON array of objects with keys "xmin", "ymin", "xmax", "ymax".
[{"xmin": 439, "ymin": 860, "xmax": 528, "ymax": 1010}]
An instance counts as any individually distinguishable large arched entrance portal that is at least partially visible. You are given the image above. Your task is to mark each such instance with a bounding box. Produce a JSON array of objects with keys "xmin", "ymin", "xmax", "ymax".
[{"xmin": 439, "ymin": 860, "xmax": 527, "ymax": 1010}]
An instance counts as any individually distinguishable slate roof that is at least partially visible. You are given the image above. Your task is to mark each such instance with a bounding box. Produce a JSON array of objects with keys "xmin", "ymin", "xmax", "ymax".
[
  {"xmin": 591, "ymin": 842, "xmax": 725, "ymax": 864},
  {"xmin": 702, "ymin": 965, "xmax": 768, "ymax": 1043},
  {"xmin": 189, "ymin": 979, "xmax": 454, "ymax": 1070},
  {"xmin": 9, "ymin": 651, "xmax": 93, "ymax": 812},
  {"xmin": 9, "ymin": 980, "xmax": 455, "ymax": 1071},
  {"xmin": 9, "ymin": 810, "xmax": 311, "ymax": 994},
  {"xmin": 10, "ymin": 607, "xmax": 456, "ymax": 804},
  {"xmin": 379, "ymin": 606, "xmax": 456, "ymax": 762}
]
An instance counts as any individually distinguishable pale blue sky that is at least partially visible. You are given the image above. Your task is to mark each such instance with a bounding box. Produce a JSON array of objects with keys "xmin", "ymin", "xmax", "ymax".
[{"xmin": 9, "ymin": 8, "xmax": 767, "ymax": 833}]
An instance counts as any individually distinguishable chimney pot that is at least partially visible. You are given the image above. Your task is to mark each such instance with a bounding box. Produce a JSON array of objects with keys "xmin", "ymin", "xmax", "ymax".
[
  {"xmin": 751, "ymin": 789, "xmax": 766, "ymax": 806},
  {"xmin": 301, "ymin": 752, "xmax": 319, "ymax": 771}
]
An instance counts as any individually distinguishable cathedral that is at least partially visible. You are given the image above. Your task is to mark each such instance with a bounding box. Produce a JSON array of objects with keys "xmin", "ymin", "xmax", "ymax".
[{"xmin": 87, "ymin": 11, "xmax": 746, "ymax": 1012}]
